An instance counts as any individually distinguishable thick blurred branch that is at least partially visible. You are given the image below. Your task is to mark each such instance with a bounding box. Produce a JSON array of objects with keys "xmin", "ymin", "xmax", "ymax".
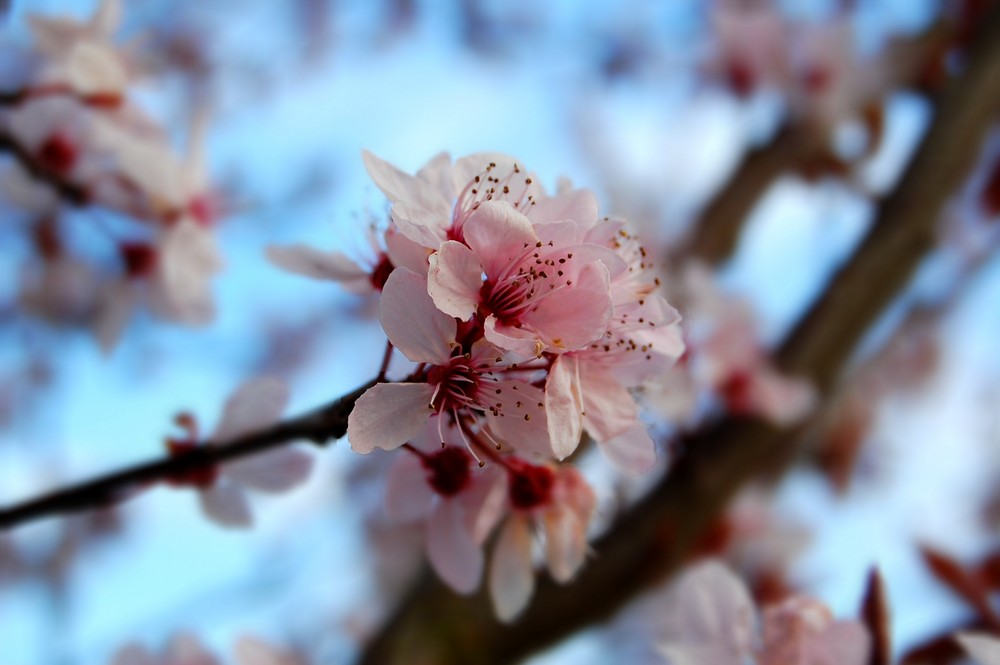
[
  {"xmin": 357, "ymin": 7, "xmax": 1000, "ymax": 665},
  {"xmin": 675, "ymin": 19, "xmax": 952, "ymax": 266},
  {"xmin": 0, "ymin": 381, "xmax": 374, "ymax": 530}
]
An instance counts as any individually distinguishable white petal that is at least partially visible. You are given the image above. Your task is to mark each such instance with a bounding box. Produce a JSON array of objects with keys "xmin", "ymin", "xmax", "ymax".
[
  {"xmin": 198, "ymin": 484, "xmax": 253, "ymax": 528},
  {"xmin": 211, "ymin": 377, "xmax": 289, "ymax": 443},
  {"xmin": 427, "ymin": 500, "xmax": 483, "ymax": 594},
  {"xmin": 545, "ymin": 356, "xmax": 584, "ymax": 460},
  {"xmin": 347, "ymin": 383, "xmax": 435, "ymax": 454},
  {"xmin": 580, "ymin": 365, "xmax": 638, "ymax": 443},
  {"xmin": 384, "ymin": 226, "xmax": 432, "ymax": 274},
  {"xmin": 157, "ymin": 220, "xmax": 221, "ymax": 323},
  {"xmin": 959, "ymin": 634, "xmax": 1000, "ymax": 665},
  {"xmin": 363, "ymin": 150, "xmax": 450, "ymax": 214},
  {"xmin": 380, "ymin": 267, "xmax": 456, "ymax": 364},
  {"xmin": 489, "ymin": 516, "xmax": 535, "ymax": 622},
  {"xmin": 543, "ymin": 507, "xmax": 587, "ymax": 583},
  {"xmin": 427, "ymin": 241, "xmax": 483, "ymax": 320},
  {"xmin": 527, "ymin": 188, "xmax": 599, "ymax": 226},
  {"xmin": 658, "ymin": 561, "xmax": 759, "ymax": 663},
  {"xmin": 92, "ymin": 0, "xmax": 123, "ymax": 35},
  {"xmin": 385, "ymin": 453, "xmax": 435, "ymax": 522},
  {"xmin": 266, "ymin": 245, "xmax": 371, "ymax": 289},
  {"xmin": 223, "ymin": 448, "xmax": 313, "ymax": 493},
  {"xmin": 601, "ymin": 423, "xmax": 656, "ymax": 476},
  {"xmin": 67, "ymin": 42, "xmax": 127, "ymax": 95},
  {"xmin": 93, "ymin": 280, "xmax": 136, "ymax": 354}
]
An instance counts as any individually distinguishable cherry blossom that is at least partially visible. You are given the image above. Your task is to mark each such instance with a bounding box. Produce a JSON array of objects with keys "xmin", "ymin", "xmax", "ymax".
[
  {"xmin": 166, "ymin": 378, "xmax": 313, "ymax": 529},
  {"xmin": 675, "ymin": 263, "xmax": 816, "ymax": 426},
  {"xmin": 347, "ymin": 266, "xmax": 551, "ymax": 459},
  {"xmin": 545, "ymin": 221, "xmax": 684, "ymax": 470},
  {"xmin": 655, "ymin": 561, "xmax": 870, "ymax": 665},
  {"xmin": 488, "ymin": 460, "xmax": 595, "ymax": 622},
  {"xmin": 384, "ymin": 425, "xmax": 506, "ymax": 594}
]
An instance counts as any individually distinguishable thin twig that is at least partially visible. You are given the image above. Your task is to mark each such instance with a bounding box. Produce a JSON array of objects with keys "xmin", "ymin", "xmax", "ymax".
[{"xmin": 0, "ymin": 380, "xmax": 376, "ymax": 530}]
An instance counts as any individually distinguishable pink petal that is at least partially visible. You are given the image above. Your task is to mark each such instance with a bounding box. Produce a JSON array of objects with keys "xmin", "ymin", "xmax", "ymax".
[
  {"xmin": 362, "ymin": 150, "xmax": 450, "ymax": 214},
  {"xmin": 427, "ymin": 500, "xmax": 484, "ymax": 594},
  {"xmin": 211, "ymin": 377, "xmax": 289, "ymax": 443},
  {"xmin": 486, "ymin": 381, "xmax": 551, "ymax": 457},
  {"xmin": 601, "ymin": 422, "xmax": 656, "ymax": 475},
  {"xmin": 489, "ymin": 516, "xmax": 535, "ymax": 622},
  {"xmin": 379, "ymin": 267, "xmax": 456, "ymax": 365},
  {"xmin": 67, "ymin": 42, "xmax": 128, "ymax": 95},
  {"xmin": 347, "ymin": 383, "xmax": 435, "ymax": 454},
  {"xmin": 385, "ymin": 226, "xmax": 431, "ymax": 275},
  {"xmin": 385, "ymin": 453, "xmax": 435, "ymax": 522},
  {"xmin": 463, "ymin": 201, "xmax": 538, "ymax": 280},
  {"xmin": 522, "ymin": 261, "xmax": 612, "ymax": 351},
  {"xmin": 580, "ymin": 365, "xmax": 638, "ymax": 442},
  {"xmin": 658, "ymin": 561, "xmax": 760, "ymax": 662},
  {"xmin": 157, "ymin": 220, "xmax": 222, "ymax": 323},
  {"xmin": 266, "ymin": 245, "xmax": 371, "ymax": 292},
  {"xmin": 528, "ymin": 188, "xmax": 599, "ymax": 226},
  {"xmin": 92, "ymin": 0, "xmax": 122, "ymax": 35},
  {"xmin": 452, "ymin": 153, "xmax": 535, "ymax": 195},
  {"xmin": 545, "ymin": 355, "xmax": 584, "ymax": 460},
  {"xmin": 223, "ymin": 448, "xmax": 313, "ymax": 493},
  {"xmin": 750, "ymin": 368, "xmax": 817, "ymax": 426},
  {"xmin": 483, "ymin": 315, "xmax": 546, "ymax": 358},
  {"xmin": 391, "ymin": 200, "xmax": 450, "ymax": 248},
  {"xmin": 427, "ymin": 241, "xmax": 484, "ymax": 320},
  {"xmin": 199, "ymin": 484, "xmax": 253, "ymax": 529},
  {"xmin": 459, "ymin": 466, "xmax": 508, "ymax": 544},
  {"xmin": 416, "ymin": 151, "xmax": 455, "ymax": 201},
  {"xmin": 93, "ymin": 280, "xmax": 136, "ymax": 354},
  {"xmin": 542, "ymin": 506, "xmax": 587, "ymax": 583}
]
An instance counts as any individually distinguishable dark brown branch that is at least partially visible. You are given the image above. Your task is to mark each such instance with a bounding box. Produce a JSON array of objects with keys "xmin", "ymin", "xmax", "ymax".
[
  {"xmin": 356, "ymin": 7, "xmax": 1000, "ymax": 664},
  {"xmin": 673, "ymin": 18, "xmax": 953, "ymax": 266},
  {"xmin": 0, "ymin": 380, "xmax": 375, "ymax": 530}
]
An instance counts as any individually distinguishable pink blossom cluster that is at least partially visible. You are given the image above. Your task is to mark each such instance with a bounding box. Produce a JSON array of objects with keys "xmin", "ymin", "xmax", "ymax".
[
  {"xmin": 654, "ymin": 561, "xmax": 870, "ymax": 665},
  {"xmin": 2, "ymin": 0, "xmax": 222, "ymax": 350},
  {"xmin": 646, "ymin": 263, "xmax": 816, "ymax": 428},
  {"xmin": 272, "ymin": 150, "xmax": 685, "ymax": 619},
  {"xmin": 708, "ymin": 0, "xmax": 887, "ymax": 141}
]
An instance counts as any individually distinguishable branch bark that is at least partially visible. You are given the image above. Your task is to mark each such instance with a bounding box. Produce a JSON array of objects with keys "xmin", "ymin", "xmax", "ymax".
[
  {"xmin": 356, "ymin": 7, "xmax": 1000, "ymax": 664},
  {"xmin": 0, "ymin": 380, "xmax": 375, "ymax": 530},
  {"xmin": 674, "ymin": 18, "xmax": 953, "ymax": 266}
]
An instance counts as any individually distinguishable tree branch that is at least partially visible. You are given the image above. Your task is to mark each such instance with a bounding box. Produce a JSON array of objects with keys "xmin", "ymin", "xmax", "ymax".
[
  {"xmin": 356, "ymin": 6, "xmax": 1000, "ymax": 664},
  {"xmin": 674, "ymin": 18, "xmax": 953, "ymax": 266},
  {"xmin": 0, "ymin": 380, "xmax": 375, "ymax": 530}
]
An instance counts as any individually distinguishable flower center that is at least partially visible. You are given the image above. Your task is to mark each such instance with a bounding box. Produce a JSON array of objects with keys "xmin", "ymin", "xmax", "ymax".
[
  {"xmin": 427, "ymin": 356, "xmax": 483, "ymax": 414},
  {"xmin": 120, "ymin": 243, "xmax": 158, "ymax": 279},
  {"xmin": 37, "ymin": 133, "xmax": 77, "ymax": 175},
  {"xmin": 421, "ymin": 446, "xmax": 472, "ymax": 497},
  {"xmin": 506, "ymin": 458, "xmax": 555, "ymax": 511}
]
